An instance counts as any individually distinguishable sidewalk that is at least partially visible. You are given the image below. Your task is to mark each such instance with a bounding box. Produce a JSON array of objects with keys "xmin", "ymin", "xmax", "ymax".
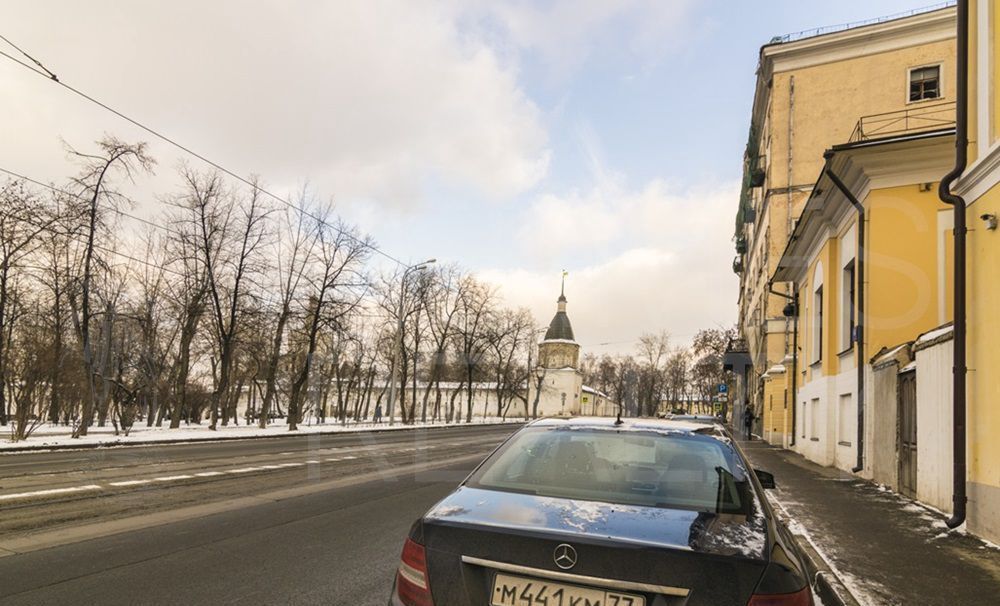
[{"xmin": 741, "ymin": 440, "xmax": 1000, "ymax": 606}]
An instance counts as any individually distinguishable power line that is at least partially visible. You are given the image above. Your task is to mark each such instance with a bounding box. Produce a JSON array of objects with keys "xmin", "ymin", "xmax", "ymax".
[
  {"xmin": 0, "ymin": 36, "xmax": 408, "ymax": 267},
  {"xmin": 0, "ymin": 165, "xmax": 185, "ymax": 239},
  {"xmin": 6, "ymin": 212, "xmax": 191, "ymax": 279}
]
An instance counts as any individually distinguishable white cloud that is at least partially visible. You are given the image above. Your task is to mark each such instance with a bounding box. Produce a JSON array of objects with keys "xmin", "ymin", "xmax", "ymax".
[
  {"xmin": 463, "ymin": 0, "xmax": 697, "ymax": 77},
  {"xmin": 484, "ymin": 179, "xmax": 739, "ymax": 354},
  {"xmin": 0, "ymin": 0, "xmax": 550, "ymax": 209}
]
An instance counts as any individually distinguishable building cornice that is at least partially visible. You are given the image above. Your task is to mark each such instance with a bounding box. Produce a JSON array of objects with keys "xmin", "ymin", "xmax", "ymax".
[
  {"xmin": 763, "ymin": 7, "xmax": 955, "ymax": 73},
  {"xmin": 954, "ymin": 141, "xmax": 1000, "ymax": 202},
  {"xmin": 750, "ymin": 7, "xmax": 956, "ymax": 129},
  {"xmin": 772, "ymin": 132, "xmax": 954, "ymax": 283}
]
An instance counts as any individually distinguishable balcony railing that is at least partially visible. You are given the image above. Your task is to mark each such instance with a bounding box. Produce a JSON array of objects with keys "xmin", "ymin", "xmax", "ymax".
[{"xmin": 849, "ymin": 101, "xmax": 956, "ymax": 143}]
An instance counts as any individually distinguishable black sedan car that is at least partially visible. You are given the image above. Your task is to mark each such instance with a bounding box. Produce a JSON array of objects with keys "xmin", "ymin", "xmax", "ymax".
[{"xmin": 390, "ymin": 417, "xmax": 813, "ymax": 606}]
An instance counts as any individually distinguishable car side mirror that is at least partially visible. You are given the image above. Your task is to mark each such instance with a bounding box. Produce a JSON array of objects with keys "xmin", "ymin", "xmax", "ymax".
[{"xmin": 754, "ymin": 469, "xmax": 776, "ymax": 489}]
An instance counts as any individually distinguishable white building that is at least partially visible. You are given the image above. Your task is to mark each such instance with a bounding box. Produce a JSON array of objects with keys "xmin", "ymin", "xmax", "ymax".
[{"xmin": 528, "ymin": 285, "xmax": 585, "ymax": 416}]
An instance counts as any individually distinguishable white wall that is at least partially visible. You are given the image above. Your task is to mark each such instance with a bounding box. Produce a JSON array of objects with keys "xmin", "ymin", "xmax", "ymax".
[
  {"xmin": 794, "ymin": 361, "xmax": 858, "ymax": 472},
  {"xmin": 915, "ymin": 338, "xmax": 954, "ymax": 513},
  {"xmin": 532, "ymin": 368, "xmax": 583, "ymax": 416}
]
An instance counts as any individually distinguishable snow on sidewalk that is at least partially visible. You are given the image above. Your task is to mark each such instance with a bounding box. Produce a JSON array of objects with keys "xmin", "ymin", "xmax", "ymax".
[
  {"xmin": 742, "ymin": 440, "xmax": 1000, "ymax": 606},
  {"xmin": 1, "ymin": 417, "xmax": 523, "ymax": 451}
]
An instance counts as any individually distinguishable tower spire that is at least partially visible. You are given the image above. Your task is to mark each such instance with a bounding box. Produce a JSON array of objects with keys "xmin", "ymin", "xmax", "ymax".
[{"xmin": 560, "ymin": 269, "xmax": 568, "ymax": 299}]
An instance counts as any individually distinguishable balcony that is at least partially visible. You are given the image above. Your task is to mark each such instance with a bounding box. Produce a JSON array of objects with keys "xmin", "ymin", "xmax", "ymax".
[{"xmin": 849, "ymin": 101, "xmax": 955, "ymax": 143}]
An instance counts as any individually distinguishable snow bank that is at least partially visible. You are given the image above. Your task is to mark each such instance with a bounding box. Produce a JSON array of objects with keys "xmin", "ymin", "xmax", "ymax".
[{"xmin": 1, "ymin": 417, "xmax": 523, "ymax": 452}]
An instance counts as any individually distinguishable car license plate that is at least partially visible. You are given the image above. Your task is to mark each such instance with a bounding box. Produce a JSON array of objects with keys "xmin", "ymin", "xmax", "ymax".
[{"xmin": 491, "ymin": 572, "xmax": 646, "ymax": 606}]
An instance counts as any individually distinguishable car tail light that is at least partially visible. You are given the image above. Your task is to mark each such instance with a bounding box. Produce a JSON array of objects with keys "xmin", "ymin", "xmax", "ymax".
[
  {"xmin": 395, "ymin": 537, "xmax": 433, "ymax": 606},
  {"xmin": 748, "ymin": 586, "xmax": 813, "ymax": 606}
]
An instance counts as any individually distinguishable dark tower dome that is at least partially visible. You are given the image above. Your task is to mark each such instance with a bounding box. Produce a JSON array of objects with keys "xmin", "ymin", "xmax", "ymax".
[{"xmin": 544, "ymin": 293, "xmax": 575, "ymax": 341}]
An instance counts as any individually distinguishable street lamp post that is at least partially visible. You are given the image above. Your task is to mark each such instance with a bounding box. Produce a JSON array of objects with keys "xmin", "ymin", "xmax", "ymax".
[{"xmin": 387, "ymin": 259, "xmax": 436, "ymax": 426}]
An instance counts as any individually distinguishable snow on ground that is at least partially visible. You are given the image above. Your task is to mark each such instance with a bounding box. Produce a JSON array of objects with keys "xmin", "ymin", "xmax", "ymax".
[
  {"xmin": 767, "ymin": 491, "xmax": 889, "ymax": 605},
  {"xmin": 1, "ymin": 417, "xmax": 524, "ymax": 452}
]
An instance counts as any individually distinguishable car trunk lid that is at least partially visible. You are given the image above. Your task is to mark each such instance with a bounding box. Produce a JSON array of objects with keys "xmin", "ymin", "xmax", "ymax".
[{"xmin": 419, "ymin": 487, "xmax": 770, "ymax": 605}]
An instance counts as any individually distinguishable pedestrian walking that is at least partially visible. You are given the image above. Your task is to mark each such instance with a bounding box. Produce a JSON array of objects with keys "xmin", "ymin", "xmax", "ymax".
[
  {"xmin": 743, "ymin": 406, "xmax": 755, "ymax": 440},
  {"xmin": 374, "ymin": 403, "xmax": 383, "ymax": 424}
]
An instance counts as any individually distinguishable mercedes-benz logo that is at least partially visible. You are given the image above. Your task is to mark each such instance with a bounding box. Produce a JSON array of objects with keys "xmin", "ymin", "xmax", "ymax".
[{"xmin": 553, "ymin": 543, "xmax": 577, "ymax": 570}]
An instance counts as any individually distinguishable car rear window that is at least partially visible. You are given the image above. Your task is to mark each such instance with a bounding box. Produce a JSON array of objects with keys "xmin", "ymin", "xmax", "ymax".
[{"xmin": 467, "ymin": 426, "xmax": 751, "ymax": 514}]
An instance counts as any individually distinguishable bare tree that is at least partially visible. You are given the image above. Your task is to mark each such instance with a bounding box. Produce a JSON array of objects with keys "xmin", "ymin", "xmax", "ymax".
[
  {"xmin": 419, "ymin": 265, "xmax": 466, "ymax": 422},
  {"xmin": 0, "ymin": 180, "xmax": 60, "ymax": 425},
  {"xmin": 259, "ymin": 200, "xmax": 317, "ymax": 428},
  {"xmin": 454, "ymin": 278, "xmax": 495, "ymax": 423},
  {"xmin": 181, "ymin": 169, "xmax": 269, "ymax": 430},
  {"xmin": 64, "ymin": 137, "xmax": 155, "ymax": 437},
  {"xmin": 635, "ymin": 330, "xmax": 671, "ymax": 416},
  {"xmin": 285, "ymin": 213, "xmax": 370, "ymax": 430}
]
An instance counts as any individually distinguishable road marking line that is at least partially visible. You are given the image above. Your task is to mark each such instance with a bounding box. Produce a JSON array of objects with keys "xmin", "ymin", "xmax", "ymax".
[
  {"xmin": 342, "ymin": 455, "xmax": 358, "ymax": 460},
  {"xmin": 194, "ymin": 471, "xmax": 225, "ymax": 477},
  {"xmin": 305, "ymin": 460, "xmax": 320, "ymax": 464},
  {"xmin": 259, "ymin": 465, "xmax": 284, "ymax": 470},
  {"xmin": 109, "ymin": 480, "xmax": 151, "ymax": 487},
  {"xmin": 154, "ymin": 475, "xmax": 194, "ymax": 482},
  {"xmin": 278, "ymin": 462, "xmax": 303, "ymax": 467},
  {"xmin": 227, "ymin": 467, "xmax": 263, "ymax": 473},
  {"xmin": 326, "ymin": 457, "xmax": 342, "ymax": 462},
  {"xmin": 0, "ymin": 484, "xmax": 103, "ymax": 500}
]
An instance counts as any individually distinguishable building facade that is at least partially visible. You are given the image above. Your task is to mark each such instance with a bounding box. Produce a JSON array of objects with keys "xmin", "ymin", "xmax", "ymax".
[
  {"xmin": 953, "ymin": 0, "xmax": 1000, "ymax": 544},
  {"xmin": 735, "ymin": 6, "xmax": 957, "ymax": 447},
  {"xmin": 773, "ymin": 132, "xmax": 956, "ymax": 478}
]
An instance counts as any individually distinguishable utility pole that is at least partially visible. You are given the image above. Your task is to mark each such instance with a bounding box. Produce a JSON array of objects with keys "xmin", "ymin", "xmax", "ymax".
[{"xmin": 387, "ymin": 259, "xmax": 435, "ymax": 426}]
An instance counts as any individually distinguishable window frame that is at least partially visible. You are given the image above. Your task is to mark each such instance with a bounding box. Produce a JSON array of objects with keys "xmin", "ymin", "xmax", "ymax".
[
  {"xmin": 840, "ymin": 259, "xmax": 856, "ymax": 353},
  {"xmin": 813, "ymin": 285, "xmax": 824, "ymax": 365},
  {"xmin": 906, "ymin": 63, "xmax": 944, "ymax": 105}
]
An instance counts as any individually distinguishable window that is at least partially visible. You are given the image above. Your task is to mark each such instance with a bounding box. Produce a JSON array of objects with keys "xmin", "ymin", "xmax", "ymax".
[
  {"xmin": 838, "ymin": 394, "xmax": 853, "ymax": 447},
  {"xmin": 468, "ymin": 426, "xmax": 751, "ymax": 514},
  {"xmin": 810, "ymin": 398, "xmax": 820, "ymax": 440},
  {"xmin": 801, "ymin": 401, "xmax": 807, "ymax": 439},
  {"xmin": 813, "ymin": 285, "xmax": 824, "ymax": 363},
  {"xmin": 909, "ymin": 65, "xmax": 940, "ymax": 102},
  {"xmin": 841, "ymin": 259, "xmax": 856, "ymax": 350}
]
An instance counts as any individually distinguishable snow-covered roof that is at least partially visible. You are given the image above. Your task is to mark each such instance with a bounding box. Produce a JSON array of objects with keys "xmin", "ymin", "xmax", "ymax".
[
  {"xmin": 581, "ymin": 385, "xmax": 609, "ymax": 398},
  {"xmin": 917, "ymin": 323, "xmax": 954, "ymax": 345},
  {"xmin": 762, "ymin": 364, "xmax": 786, "ymax": 378},
  {"xmin": 872, "ymin": 341, "xmax": 912, "ymax": 369},
  {"xmin": 540, "ymin": 338, "xmax": 579, "ymax": 346}
]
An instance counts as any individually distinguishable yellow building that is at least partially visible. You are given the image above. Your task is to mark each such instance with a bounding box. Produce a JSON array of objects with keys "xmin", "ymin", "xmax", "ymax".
[
  {"xmin": 953, "ymin": 0, "xmax": 1000, "ymax": 544},
  {"xmin": 735, "ymin": 6, "xmax": 957, "ymax": 448},
  {"xmin": 773, "ymin": 133, "xmax": 956, "ymax": 477}
]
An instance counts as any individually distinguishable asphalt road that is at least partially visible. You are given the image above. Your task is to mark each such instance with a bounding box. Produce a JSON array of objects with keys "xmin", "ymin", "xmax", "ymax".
[{"xmin": 0, "ymin": 423, "xmax": 519, "ymax": 605}]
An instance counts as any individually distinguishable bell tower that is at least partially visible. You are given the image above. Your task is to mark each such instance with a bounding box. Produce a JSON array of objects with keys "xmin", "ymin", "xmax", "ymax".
[{"xmin": 531, "ymin": 273, "xmax": 584, "ymax": 416}]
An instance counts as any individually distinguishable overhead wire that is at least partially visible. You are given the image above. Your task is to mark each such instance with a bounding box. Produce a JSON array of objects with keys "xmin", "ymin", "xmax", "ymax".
[
  {"xmin": 0, "ymin": 165, "xmax": 186, "ymax": 239},
  {"xmin": 0, "ymin": 35, "xmax": 408, "ymax": 267}
]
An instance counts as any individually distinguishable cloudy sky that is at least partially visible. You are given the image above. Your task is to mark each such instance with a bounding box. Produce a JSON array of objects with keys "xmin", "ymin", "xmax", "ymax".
[{"xmin": 1, "ymin": 0, "xmax": 933, "ymax": 353}]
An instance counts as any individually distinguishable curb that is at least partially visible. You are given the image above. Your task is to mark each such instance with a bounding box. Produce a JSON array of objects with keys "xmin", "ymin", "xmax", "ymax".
[
  {"xmin": 0, "ymin": 421, "xmax": 523, "ymax": 454},
  {"xmin": 795, "ymin": 538, "xmax": 861, "ymax": 606}
]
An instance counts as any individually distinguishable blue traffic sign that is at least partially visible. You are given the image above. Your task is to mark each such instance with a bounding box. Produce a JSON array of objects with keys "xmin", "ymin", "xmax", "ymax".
[{"xmin": 718, "ymin": 383, "xmax": 728, "ymax": 394}]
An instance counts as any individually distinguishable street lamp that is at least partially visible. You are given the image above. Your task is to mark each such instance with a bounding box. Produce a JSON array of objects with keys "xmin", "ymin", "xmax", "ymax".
[{"xmin": 387, "ymin": 258, "xmax": 436, "ymax": 426}]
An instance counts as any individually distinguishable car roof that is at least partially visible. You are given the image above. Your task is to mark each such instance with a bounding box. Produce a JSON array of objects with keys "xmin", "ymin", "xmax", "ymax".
[
  {"xmin": 671, "ymin": 414, "xmax": 720, "ymax": 421},
  {"xmin": 527, "ymin": 415, "xmax": 725, "ymax": 436}
]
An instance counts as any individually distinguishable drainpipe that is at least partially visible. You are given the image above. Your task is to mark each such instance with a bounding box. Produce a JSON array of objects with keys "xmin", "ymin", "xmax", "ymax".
[
  {"xmin": 769, "ymin": 284, "xmax": 799, "ymax": 447},
  {"xmin": 939, "ymin": 0, "xmax": 969, "ymax": 529},
  {"xmin": 790, "ymin": 287, "xmax": 798, "ymax": 448},
  {"xmin": 824, "ymin": 162, "xmax": 866, "ymax": 474}
]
